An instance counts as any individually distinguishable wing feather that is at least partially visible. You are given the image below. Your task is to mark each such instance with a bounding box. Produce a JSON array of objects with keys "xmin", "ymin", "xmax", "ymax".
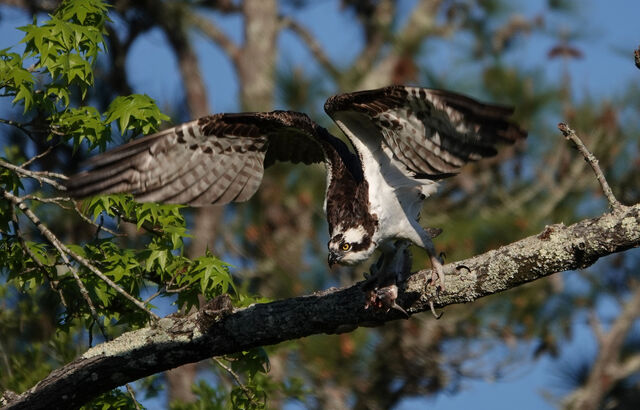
[
  {"xmin": 65, "ymin": 111, "xmax": 340, "ymax": 206},
  {"xmin": 324, "ymin": 85, "xmax": 526, "ymax": 179},
  {"xmin": 187, "ymin": 155, "xmax": 243, "ymax": 205},
  {"xmin": 234, "ymin": 155, "xmax": 265, "ymax": 202}
]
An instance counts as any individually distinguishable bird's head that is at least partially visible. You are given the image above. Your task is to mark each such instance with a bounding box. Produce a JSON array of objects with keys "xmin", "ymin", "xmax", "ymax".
[{"xmin": 327, "ymin": 225, "xmax": 375, "ymax": 267}]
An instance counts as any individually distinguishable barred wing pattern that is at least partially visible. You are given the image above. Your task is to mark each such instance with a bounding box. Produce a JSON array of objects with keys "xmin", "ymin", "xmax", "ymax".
[
  {"xmin": 67, "ymin": 86, "xmax": 525, "ymax": 208},
  {"xmin": 66, "ymin": 111, "xmax": 332, "ymax": 206},
  {"xmin": 324, "ymin": 85, "xmax": 527, "ymax": 179}
]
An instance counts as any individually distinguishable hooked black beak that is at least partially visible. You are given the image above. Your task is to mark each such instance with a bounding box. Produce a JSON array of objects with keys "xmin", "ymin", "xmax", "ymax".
[{"xmin": 328, "ymin": 251, "xmax": 339, "ymax": 268}]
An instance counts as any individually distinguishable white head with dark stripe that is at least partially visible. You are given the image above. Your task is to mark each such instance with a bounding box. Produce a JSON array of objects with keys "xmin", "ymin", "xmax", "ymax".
[{"xmin": 327, "ymin": 224, "xmax": 376, "ymax": 266}]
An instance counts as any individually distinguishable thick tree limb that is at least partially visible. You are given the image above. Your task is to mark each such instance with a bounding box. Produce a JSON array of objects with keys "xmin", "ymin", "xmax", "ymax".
[{"xmin": 3, "ymin": 203, "xmax": 640, "ymax": 410}]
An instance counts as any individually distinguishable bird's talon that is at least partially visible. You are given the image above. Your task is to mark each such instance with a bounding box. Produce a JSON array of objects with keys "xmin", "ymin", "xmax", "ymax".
[
  {"xmin": 429, "ymin": 299, "xmax": 443, "ymax": 319},
  {"xmin": 363, "ymin": 284, "xmax": 407, "ymax": 316},
  {"xmin": 455, "ymin": 264, "xmax": 471, "ymax": 274},
  {"xmin": 427, "ymin": 254, "xmax": 446, "ymax": 292},
  {"xmin": 390, "ymin": 302, "xmax": 409, "ymax": 318}
]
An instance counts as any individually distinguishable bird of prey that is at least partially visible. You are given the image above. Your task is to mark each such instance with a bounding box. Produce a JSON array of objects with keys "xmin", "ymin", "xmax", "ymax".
[{"xmin": 66, "ymin": 85, "xmax": 526, "ymax": 308}]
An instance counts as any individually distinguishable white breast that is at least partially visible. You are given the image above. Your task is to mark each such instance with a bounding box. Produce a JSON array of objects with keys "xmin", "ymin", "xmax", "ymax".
[{"xmin": 333, "ymin": 115, "xmax": 438, "ymax": 246}]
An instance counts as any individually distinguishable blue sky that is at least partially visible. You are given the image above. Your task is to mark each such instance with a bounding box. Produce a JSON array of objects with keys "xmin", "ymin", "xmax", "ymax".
[
  {"xmin": 120, "ymin": 0, "xmax": 640, "ymax": 112},
  {"xmin": 1, "ymin": 0, "xmax": 639, "ymax": 408}
]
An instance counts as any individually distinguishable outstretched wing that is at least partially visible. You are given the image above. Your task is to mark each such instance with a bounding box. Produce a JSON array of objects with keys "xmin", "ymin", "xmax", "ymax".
[
  {"xmin": 324, "ymin": 85, "xmax": 527, "ymax": 179},
  {"xmin": 65, "ymin": 111, "xmax": 345, "ymax": 206}
]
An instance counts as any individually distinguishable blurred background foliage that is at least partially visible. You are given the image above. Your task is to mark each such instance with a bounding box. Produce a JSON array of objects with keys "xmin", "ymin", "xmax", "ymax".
[{"xmin": 0, "ymin": 0, "xmax": 639, "ymax": 409}]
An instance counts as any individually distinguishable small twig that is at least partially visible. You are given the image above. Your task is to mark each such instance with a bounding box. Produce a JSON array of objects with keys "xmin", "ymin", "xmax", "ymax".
[
  {"xmin": 588, "ymin": 310, "xmax": 605, "ymax": 346},
  {"xmin": 64, "ymin": 248, "xmax": 159, "ymax": 320},
  {"xmin": 10, "ymin": 195, "xmax": 107, "ymax": 339},
  {"xmin": 21, "ymin": 147, "xmax": 53, "ymax": 168},
  {"xmin": 7, "ymin": 191, "xmax": 108, "ymax": 338},
  {"xmin": 23, "ymin": 195, "xmax": 72, "ymax": 205},
  {"xmin": 74, "ymin": 203, "xmax": 121, "ymax": 237},
  {"xmin": 21, "ymin": 194, "xmax": 121, "ymax": 237},
  {"xmin": 166, "ymin": 283, "xmax": 192, "ymax": 294},
  {"xmin": 0, "ymin": 158, "xmax": 67, "ymax": 190},
  {"xmin": 124, "ymin": 384, "xmax": 141, "ymax": 410},
  {"xmin": 557, "ymin": 123, "xmax": 623, "ymax": 211},
  {"xmin": 65, "ymin": 251, "xmax": 110, "ymax": 338},
  {"xmin": 29, "ymin": 169, "xmax": 67, "ymax": 180},
  {"xmin": 617, "ymin": 353, "xmax": 640, "ymax": 380},
  {"xmin": 144, "ymin": 276, "xmax": 196, "ymax": 303},
  {"xmin": 3, "ymin": 189, "xmax": 159, "ymax": 321},
  {"xmin": 213, "ymin": 357, "xmax": 260, "ymax": 407},
  {"xmin": 142, "ymin": 273, "xmax": 182, "ymax": 304},
  {"xmin": 0, "ymin": 118, "xmax": 33, "ymax": 137},
  {"xmin": 110, "ymin": 206, "xmax": 163, "ymax": 237},
  {"xmin": 142, "ymin": 288, "xmax": 164, "ymax": 305},
  {"xmin": 10, "ymin": 208, "xmax": 68, "ymax": 309}
]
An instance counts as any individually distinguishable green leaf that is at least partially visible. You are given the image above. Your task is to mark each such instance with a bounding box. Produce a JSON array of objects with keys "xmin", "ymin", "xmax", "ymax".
[
  {"xmin": 105, "ymin": 94, "xmax": 170, "ymax": 136},
  {"xmin": 51, "ymin": 105, "xmax": 111, "ymax": 151},
  {"xmin": 145, "ymin": 249, "xmax": 169, "ymax": 272},
  {"xmin": 25, "ymin": 242, "xmax": 53, "ymax": 266},
  {"xmin": 65, "ymin": 243, "xmax": 87, "ymax": 258},
  {"xmin": 0, "ymin": 50, "xmax": 35, "ymax": 112},
  {"xmin": 17, "ymin": 0, "xmax": 110, "ymax": 98}
]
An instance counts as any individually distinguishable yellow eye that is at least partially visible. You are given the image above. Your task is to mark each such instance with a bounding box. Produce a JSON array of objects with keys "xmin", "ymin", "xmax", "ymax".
[{"xmin": 342, "ymin": 242, "xmax": 351, "ymax": 251}]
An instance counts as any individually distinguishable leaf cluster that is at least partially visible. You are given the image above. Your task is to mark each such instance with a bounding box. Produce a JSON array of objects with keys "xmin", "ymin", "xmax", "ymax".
[
  {"xmin": 0, "ymin": 1, "xmax": 258, "ymax": 407},
  {"xmin": 170, "ymin": 348, "xmax": 306, "ymax": 410},
  {"xmin": 1, "ymin": 0, "xmax": 168, "ymax": 153},
  {"xmin": 18, "ymin": 0, "xmax": 109, "ymax": 101}
]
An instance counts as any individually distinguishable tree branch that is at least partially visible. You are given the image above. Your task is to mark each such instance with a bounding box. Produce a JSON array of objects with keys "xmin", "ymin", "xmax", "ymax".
[
  {"xmin": 564, "ymin": 283, "xmax": 640, "ymax": 410},
  {"xmin": 558, "ymin": 123, "xmax": 622, "ymax": 211},
  {"xmin": 4, "ymin": 202, "xmax": 640, "ymax": 410},
  {"xmin": 0, "ymin": 158, "xmax": 67, "ymax": 190},
  {"xmin": 279, "ymin": 16, "xmax": 340, "ymax": 80},
  {"xmin": 188, "ymin": 10, "xmax": 241, "ymax": 67},
  {"xmin": 356, "ymin": 0, "xmax": 442, "ymax": 89},
  {"xmin": 2, "ymin": 190, "xmax": 160, "ymax": 321},
  {"xmin": 213, "ymin": 357, "xmax": 261, "ymax": 407},
  {"xmin": 616, "ymin": 353, "xmax": 640, "ymax": 381}
]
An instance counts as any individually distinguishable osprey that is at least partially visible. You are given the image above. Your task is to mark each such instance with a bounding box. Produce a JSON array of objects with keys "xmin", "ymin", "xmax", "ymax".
[{"xmin": 66, "ymin": 86, "xmax": 525, "ymax": 307}]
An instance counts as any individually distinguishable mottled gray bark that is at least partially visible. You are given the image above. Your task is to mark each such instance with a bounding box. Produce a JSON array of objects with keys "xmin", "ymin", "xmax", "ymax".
[
  {"xmin": 238, "ymin": 0, "xmax": 278, "ymax": 111},
  {"xmin": 4, "ymin": 203, "xmax": 639, "ymax": 410}
]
